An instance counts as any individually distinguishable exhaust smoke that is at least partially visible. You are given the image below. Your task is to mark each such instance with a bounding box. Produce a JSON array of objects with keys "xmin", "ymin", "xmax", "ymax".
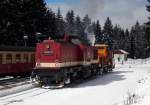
[{"xmin": 80, "ymin": 0, "xmax": 104, "ymax": 18}]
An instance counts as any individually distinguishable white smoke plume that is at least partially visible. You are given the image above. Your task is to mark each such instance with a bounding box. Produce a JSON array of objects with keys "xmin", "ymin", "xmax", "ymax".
[{"xmin": 80, "ymin": 0, "xmax": 105, "ymax": 17}]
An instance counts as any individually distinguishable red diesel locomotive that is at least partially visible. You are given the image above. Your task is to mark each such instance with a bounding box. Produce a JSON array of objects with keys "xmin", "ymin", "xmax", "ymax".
[
  {"xmin": 0, "ymin": 46, "xmax": 35, "ymax": 78},
  {"xmin": 33, "ymin": 35, "xmax": 114, "ymax": 86},
  {"xmin": 95, "ymin": 44, "xmax": 115, "ymax": 73}
]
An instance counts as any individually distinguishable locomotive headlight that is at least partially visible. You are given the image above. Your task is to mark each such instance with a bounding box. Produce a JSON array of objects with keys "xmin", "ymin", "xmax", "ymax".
[
  {"xmin": 46, "ymin": 44, "xmax": 50, "ymax": 49},
  {"xmin": 36, "ymin": 62, "xmax": 41, "ymax": 67},
  {"xmin": 55, "ymin": 59, "xmax": 59, "ymax": 67},
  {"xmin": 36, "ymin": 59, "xmax": 41, "ymax": 67}
]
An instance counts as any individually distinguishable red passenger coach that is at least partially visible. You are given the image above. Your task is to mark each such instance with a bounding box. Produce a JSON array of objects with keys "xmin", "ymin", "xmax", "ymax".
[
  {"xmin": 0, "ymin": 46, "xmax": 35, "ymax": 78},
  {"xmin": 33, "ymin": 36, "xmax": 100, "ymax": 86}
]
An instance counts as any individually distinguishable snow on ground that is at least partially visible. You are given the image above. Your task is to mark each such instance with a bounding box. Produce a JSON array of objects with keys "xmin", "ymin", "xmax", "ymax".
[
  {"xmin": 137, "ymin": 78, "xmax": 150, "ymax": 105},
  {"xmin": 122, "ymin": 59, "xmax": 150, "ymax": 105},
  {"xmin": 0, "ymin": 59, "xmax": 150, "ymax": 105},
  {"xmin": 116, "ymin": 59, "xmax": 150, "ymax": 105}
]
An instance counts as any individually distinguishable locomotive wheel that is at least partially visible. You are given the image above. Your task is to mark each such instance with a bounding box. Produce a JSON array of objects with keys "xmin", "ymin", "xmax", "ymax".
[
  {"xmin": 103, "ymin": 68, "xmax": 108, "ymax": 73},
  {"xmin": 20, "ymin": 75, "xmax": 26, "ymax": 78},
  {"xmin": 97, "ymin": 69, "xmax": 103, "ymax": 76},
  {"xmin": 59, "ymin": 80, "xmax": 65, "ymax": 88},
  {"xmin": 109, "ymin": 68, "xmax": 113, "ymax": 72},
  {"xmin": 64, "ymin": 77, "xmax": 71, "ymax": 84},
  {"xmin": 92, "ymin": 68, "xmax": 97, "ymax": 76},
  {"xmin": 99, "ymin": 69, "xmax": 103, "ymax": 75},
  {"xmin": 13, "ymin": 76, "xmax": 18, "ymax": 78}
]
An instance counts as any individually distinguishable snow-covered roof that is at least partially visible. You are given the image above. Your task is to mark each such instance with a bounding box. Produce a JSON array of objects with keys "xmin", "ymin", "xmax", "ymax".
[
  {"xmin": 114, "ymin": 49, "xmax": 129, "ymax": 54},
  {"xmin": 94, "ymin": 44, "xmax": 108, "ymax": 47}
]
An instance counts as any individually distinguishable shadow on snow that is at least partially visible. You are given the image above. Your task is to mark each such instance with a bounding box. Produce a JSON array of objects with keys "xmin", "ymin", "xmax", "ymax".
[{"xmin": 66, "ymin": 70, "xmax": 133, "ymax": 88}]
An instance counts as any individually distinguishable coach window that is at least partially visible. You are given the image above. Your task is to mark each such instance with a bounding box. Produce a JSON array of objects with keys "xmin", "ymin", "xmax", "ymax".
[
  {"xmin": 6, "ymin": 54, "xmax": 12, "ymax": 64},
  {"xmin": 0, "ymin": 54, "xmax": 2, "ymax": 64},
  {"xmin": 31, "ymin": 54, "xmax": 35, "ymax": 62},
  {"xmin": 24, "ymin": 54, "xmax": 28, "ymax": 63},
  {"xmin": 16, "ymin": 54, "xmax": 21, "ymax": 63}
]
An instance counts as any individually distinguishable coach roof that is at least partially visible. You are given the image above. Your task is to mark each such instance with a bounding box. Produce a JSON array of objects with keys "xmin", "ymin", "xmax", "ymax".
[{"xmin": 0, "ymin": 46, "xmax": 35, "ymax": 52}]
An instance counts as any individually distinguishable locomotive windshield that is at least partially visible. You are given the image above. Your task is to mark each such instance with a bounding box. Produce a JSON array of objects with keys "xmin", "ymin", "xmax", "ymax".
[{"xmin": 71, "ymin": 39, "xmax": 81, "ymax": 45}]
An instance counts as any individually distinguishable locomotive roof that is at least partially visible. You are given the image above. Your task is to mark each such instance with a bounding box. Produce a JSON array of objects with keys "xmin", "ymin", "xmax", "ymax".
[
  {"xmin": 0, "ymin": 46, "xmax": 35, "ymax": 52},
  {"xmin": 43, "ymin": 35, "xmax": 91, "ymax": 46}
]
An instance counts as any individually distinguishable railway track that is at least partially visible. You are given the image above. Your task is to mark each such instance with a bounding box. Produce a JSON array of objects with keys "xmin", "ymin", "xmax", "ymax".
[
  {"xmin": 0, "ymin": 68, "xmax": 117, "ymax": 99},
  {"xmin": 0, "ymin": 77, "xmax": 13, "ymax": 81},
  {"xmin": 0, "ymin": 74, "xmax": 99, "ymax": 98},
  {"xmin": 0, "ymin": 71, "xmax": 115, "ymax": 104},
  {"xmin": 0, "ymin": 87, "xmax": 51, "ymax": 105},
  {"xmin": 0, "ymin": 77, "xmax": 32, "ymax": 91},
  {"xmin": 0, "ymin": 77, "xmax": 29, "ymax": 85},
  {"xmin": 0, "ymin": 77, "xmax": 39, "ymax": 98}
]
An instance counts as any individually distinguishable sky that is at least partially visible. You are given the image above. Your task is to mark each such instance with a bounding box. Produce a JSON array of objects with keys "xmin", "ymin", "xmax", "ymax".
[{"xmin": 46, "ymin": 0, "xmax": 149, "ymax": 29}]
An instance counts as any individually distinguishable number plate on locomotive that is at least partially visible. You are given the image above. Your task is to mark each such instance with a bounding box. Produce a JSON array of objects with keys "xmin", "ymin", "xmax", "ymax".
[{"xmin": 43, "ymin": 51, "xmax": 53, "ymax": 55}]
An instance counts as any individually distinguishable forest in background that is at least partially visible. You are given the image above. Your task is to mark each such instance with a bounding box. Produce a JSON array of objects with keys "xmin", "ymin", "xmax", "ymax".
[{"xmin": 0, "ymin": 0, "xmax": 150, "ymax": 59}]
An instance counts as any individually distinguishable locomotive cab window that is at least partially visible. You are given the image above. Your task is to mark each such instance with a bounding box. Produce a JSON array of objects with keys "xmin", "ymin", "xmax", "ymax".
[
  {"xmin": 71, "ymin": 39, "xmax": 81, "ymax": 45},
  {"xmin": 99, "ymin": 47, "xmax": 104, "ymax": 49},
  {"xmin": 6, "ymin": 54, "xmax": 12, "ymax": 64},
  {"xmin": 0, "ymin": 54, "xmax": 2, "ymax": 64}
]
